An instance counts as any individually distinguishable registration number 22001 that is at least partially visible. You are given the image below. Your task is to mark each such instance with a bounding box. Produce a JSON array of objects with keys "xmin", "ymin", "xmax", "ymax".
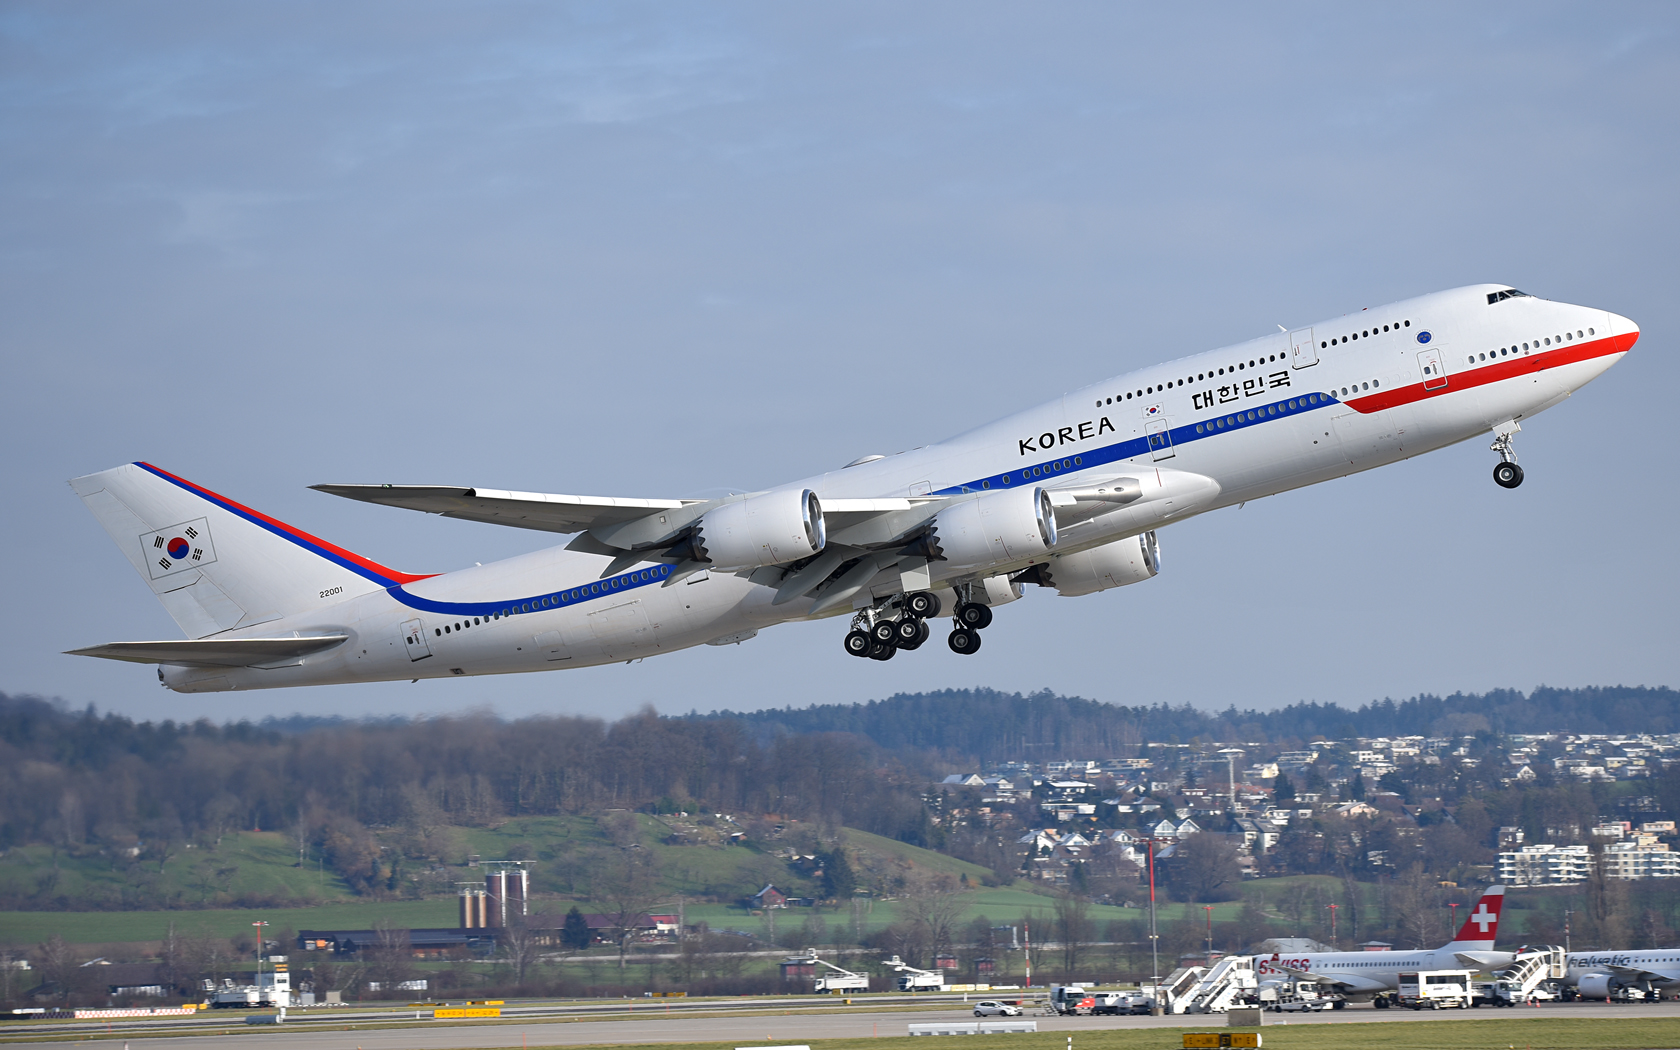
[{"xmin": 319, "ymin": 586, "xmax": 343, "ymax": 599}]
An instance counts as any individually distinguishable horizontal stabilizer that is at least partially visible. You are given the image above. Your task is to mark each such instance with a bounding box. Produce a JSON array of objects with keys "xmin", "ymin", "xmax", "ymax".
[
  {"xmin": 66, "ymin": 636, "xmax": 348, "ymax": 667},
  {"xmin": 311, "ymin": 484, "xmax": 698, "ymax": 535}
]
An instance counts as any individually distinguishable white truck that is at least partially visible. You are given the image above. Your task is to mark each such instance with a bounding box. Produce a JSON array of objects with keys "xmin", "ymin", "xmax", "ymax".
[
  {"xmin": 806, "ymin": 949, "xmax": 870, "ymax": 993},
  {"xmin": 1398, "ymin": 969, "xmax": 1474, "ymax": 1010},
  {"xmin": 1048, "ymin": 985, "xmax": 1095, "ymax": 1015},
  {"xmin": 887, "ymin": 955, "xmax": 947, "ymax": 992}
]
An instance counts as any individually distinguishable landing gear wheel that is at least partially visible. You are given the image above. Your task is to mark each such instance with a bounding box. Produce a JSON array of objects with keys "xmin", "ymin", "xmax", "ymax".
[
  {"xmin": 896, "ymin": 619, "xmax": 929, "ymax": 650},
  {"xmin": 948, "ymin": 628, "xmax": 982, "ymax": 654},
  {"xmin": 905, "ymin": 591, "xmax": 942, "ymax": 618},
  {"xmin": 843, "ymin": 630, "xmax": 872, "ymax": 658},
  {"xmin": 1493, "ymin": 461, "xmax": 1524, "ymax": 488},
  {"xmin": 870, "ymin": 619, "xmax": 899, "ymax": 645},
  {"xmin": 868, "ymin": 640, "xmax": 897, "ymax": 661},
  {"xmin": 956, "ymin": 602, "xmax": 993, "ymax": 630},
  {"xmin": 895, "ymin": 617, "xmax": 925, "ymax": 645}
]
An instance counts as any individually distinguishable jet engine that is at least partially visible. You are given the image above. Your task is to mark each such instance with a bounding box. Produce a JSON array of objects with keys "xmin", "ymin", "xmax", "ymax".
[
  {"xmin": 1575, "ymin": 973, "xmax": 1618, "ymax": 1001},
  {"xmin": 687, "ymin": 489, "xmax": 825, "ymax": 570},
  {"xmin": 910, "ymin": 486, "xmax": 1057, "ymax": 571},
  {"xmin": 1021, "ymin": 531, "xmax": 1159, "ymax": 596}
]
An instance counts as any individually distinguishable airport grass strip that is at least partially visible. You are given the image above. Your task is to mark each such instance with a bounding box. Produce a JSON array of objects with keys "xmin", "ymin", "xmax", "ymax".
[{"xmin": 526, "ymin": 1019, "xmax": 1680, "ymax": 1050}]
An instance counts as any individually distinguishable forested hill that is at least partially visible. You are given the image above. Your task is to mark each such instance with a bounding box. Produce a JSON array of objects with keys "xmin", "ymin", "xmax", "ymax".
[{"xmin": 693, "ymin": 685, "xmax": 1680, "ymax": 762}]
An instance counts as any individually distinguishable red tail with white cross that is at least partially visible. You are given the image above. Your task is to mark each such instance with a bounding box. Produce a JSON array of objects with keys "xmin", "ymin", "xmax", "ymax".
[{"xmin": 1449, "ymin": 885, "xmax": 1504, "ymax": 946}]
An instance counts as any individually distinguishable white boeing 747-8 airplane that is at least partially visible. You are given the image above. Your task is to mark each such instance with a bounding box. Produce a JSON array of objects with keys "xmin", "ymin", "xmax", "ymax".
[{"xmin": 69, "ymin": 284, "xmax": 1637, "ymax": 693}]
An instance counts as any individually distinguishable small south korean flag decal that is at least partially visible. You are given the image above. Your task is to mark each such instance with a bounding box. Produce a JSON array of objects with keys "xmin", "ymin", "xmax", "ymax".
[
  {"xmin": 139, "ymin": 518, "xmax": 218, "ymax": 580},
  {"xmin": 1144, "ymin": 403, "xmax": 1163, "ymax": 417}
]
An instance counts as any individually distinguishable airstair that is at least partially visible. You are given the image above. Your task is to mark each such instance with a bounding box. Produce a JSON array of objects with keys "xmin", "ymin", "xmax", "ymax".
[
  {"xmin": 1183, "ymin": 955, "xmax": 1259, "ymax": 1014},
  {"xmin": 1497, "ymin": 946, "xmax": 1567, "ymax": 1002},
  {"xmin": 1158, "ymin": 964, "xmax": 1208, "ymax": 1014}
]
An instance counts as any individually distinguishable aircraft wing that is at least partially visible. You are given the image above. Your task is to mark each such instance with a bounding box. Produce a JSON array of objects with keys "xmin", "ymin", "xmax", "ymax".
[
  {"xmin": 314, "ymin": 484, "xmax": 941, "ymax": 537},
  {"xmin": 311, "ymin": 484, "xmax": 701, "ymax": 535},
  {"xmin": 66, "ymin": 636, "xmax": 348, "ymax": 667},
  {"xmin": 1269, "ymin": 965, "xmax": 1387, "ymax": 994}
]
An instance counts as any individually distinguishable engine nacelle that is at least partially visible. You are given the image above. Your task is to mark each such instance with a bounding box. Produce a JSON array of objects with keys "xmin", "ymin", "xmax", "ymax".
[
  {"xmin": 921, "ymin": 486, "xmax": 1057, "ymax": 571},
  {"xmin": 1030, "ymin": 531, "xmax": 1159, "ymax": 597},
  {"xmin": 1576, "ymin": 973, "xmax": 1617, "ymax": 1001},
  {"xmin": 693, "ymin": 489, "xmax": 825, "ymax": 570}
]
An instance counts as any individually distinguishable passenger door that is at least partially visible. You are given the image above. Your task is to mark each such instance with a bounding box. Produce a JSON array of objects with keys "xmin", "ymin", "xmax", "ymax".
[
  {"xmin": 400, "ymin": 619, "xmax": 432, "ymax": 662},
  {"xmin": 1290, "ymin": 327, "xmax": 1319, "ymax": 369},
  {"xmin": 1145, "ymin": 419, "xmax": 1176, "ymax": 460},
  {"xmin": 1417, "ymin": 348, "xmax": 1448, "ymax": 390}
]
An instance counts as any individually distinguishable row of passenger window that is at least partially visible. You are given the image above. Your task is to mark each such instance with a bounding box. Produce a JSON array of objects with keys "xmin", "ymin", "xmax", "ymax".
[
  {"xmin": 1322, "ymin": 320, "xmax": 1410, "ymax": 349},
  {"xmin": 433, "ymin": 564, "xmax": 676, "ymax": 636},
  {"xmin": 1468, "ymin": 328, "xmax": 1594, "ymax": 366},
  {"xmin": 1094, "ymin": 353, "xmax": 1291, "ymax": 408},
  {"xmin": 1193, "ymin": 393, "xmax": 1330, "ymax": 433},
  {"xmin": 978, "ymin": 457, "xmax": 1086, "ymax": 488}
]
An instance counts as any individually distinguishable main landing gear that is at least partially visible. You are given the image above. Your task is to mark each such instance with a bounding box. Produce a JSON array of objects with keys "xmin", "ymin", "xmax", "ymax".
[
  {"xmin": 842, "ymin": 589, "xmax": 1001, "ymax": 660},
  {"xmin": 844, "ymin": 591, "xmax": 940, "ymax": 662},
  {"xmin": 1491, "ymin": 421, "xmax": 1524, "ymax": 489}
]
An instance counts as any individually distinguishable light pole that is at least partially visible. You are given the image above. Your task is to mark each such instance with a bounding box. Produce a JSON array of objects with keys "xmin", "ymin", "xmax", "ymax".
[
  {"xmin": 1563, "ymin": 908, "xmax": 1573, "ymax": 953},
  {"xmin": 1146, "ymin": 838, "xmax": 1160, "ymax": 1011},
  {"xmin": 1327, "ymin": 903, "xmax": 1338, "ymax": 946},
  {"xmin": 251, "ymin": 921, "xmax": 269, "ymax": 1001},
  {"xmin": 1448, "ymin": 902, "xmax": 1459, "ymax": 939},
  {"xmin": 1203, "ymin": 905, "xmax": 1214, "ymax": 966}
]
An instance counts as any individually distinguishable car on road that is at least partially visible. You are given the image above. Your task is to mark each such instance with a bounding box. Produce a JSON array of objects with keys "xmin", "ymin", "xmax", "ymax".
[
  {"xmin": 973, "ymin": 1001, "xmax": 1022, "ymax": 1017},
  {"xmin": 1272, "ymin": 997, "xmax": 1335, "ymax": 1013}
]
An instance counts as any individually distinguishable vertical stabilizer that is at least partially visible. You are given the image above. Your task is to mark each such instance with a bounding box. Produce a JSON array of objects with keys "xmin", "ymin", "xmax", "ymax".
[
  {"xmin": 70, "ymin": 463, "xmax": 430, "ymax": 638},
  {"xmin": 1446, "ymin": 884, "xmax": 1504, "ymax": 947}
]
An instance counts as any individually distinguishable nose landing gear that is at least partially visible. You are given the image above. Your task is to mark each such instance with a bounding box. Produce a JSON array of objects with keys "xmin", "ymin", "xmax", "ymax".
[{"xmin": 1491, "ymin": 420, "xmax": 1524, "ymax": 489}]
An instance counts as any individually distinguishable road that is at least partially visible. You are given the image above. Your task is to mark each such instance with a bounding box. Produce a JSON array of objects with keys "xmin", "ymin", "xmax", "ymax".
[{"xmin": 5, "ymin": 1000, "xmax": 1679, "ymax": 1050}]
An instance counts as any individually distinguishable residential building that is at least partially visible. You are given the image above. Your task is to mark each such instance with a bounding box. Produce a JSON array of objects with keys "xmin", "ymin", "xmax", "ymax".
[{"xmin": 1497, "ymin": 844, "xmax": 1594, "ymax": 886}]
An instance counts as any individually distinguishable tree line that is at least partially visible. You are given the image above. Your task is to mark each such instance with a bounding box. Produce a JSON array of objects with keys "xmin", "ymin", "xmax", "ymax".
[
  {"xmin": 0, "ymin": 694, "xmax": 934, "ymax": 907},
  {"xmin": 697, "ymin": 685, "xmax": 1680, "ymax": 762}
]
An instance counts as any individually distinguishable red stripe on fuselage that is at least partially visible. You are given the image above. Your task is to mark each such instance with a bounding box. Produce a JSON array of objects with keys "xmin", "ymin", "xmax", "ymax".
[
  {"xmin": 1343, "ymin": 330, "xmax": 1637, "ymax": 414},
  {"xmin": 136, "ymin": 462, "xmax": 437, "ymax": 586}
]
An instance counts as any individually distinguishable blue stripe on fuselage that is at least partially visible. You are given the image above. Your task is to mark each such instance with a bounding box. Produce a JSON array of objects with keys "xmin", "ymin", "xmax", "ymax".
[
  {"xmin": 390, "ymin": 562, "xmax": 675, "ymax": 618},
  {"xmin": 933, "ymin": 390, "xmax": 1339, "ymax": 495}
]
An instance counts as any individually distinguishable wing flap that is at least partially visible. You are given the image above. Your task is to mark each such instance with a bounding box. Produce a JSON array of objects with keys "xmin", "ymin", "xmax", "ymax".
[
  {"xmin": 67, "ymin": 636, "xmax": 348, "ymax": 667},
  {"xmin": 311, "ymin": 484, "xmax": 697, "ymax": 534}
]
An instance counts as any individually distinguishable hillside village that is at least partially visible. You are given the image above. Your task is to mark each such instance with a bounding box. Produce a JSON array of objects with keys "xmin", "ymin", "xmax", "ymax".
[{"xmin": 929, "ymin": 731, "xmax": 1680, "ymax": 893}]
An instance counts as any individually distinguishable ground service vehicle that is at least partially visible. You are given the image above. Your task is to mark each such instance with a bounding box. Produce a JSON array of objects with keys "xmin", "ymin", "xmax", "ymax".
[
  {"xmin": 973, "ymin": 1001, "xmax": 1021, "ymax": 1017},
  {"xmin": 1398, "ymin": 969, "xmax": 1474, "ymax": 1010}
]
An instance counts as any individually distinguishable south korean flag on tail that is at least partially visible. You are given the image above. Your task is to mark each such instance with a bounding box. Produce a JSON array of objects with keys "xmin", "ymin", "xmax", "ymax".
[{"xmin": 139, "ymin": 518, "xmax": 218, "ymax": 581}]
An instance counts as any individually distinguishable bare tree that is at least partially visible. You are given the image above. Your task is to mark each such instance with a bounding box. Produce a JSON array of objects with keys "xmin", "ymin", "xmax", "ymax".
[
  {"xmin": 898, "ymin": 874, "xmax": 964, "ymax": 963},
  {"xmin": 604, "ymin": 848, "xmax": 662, "ymax": 970},
  {"xmin": 1051, "ymin": 892, "xmax": 1094, "ymax": 979},
  {"xmin": 33, "ymin": 935, "xmax": 85, "ymax": 1005},
  {"xmin": 497, "ymin": 908, "xmax": 549, "ymax": 986},
  {"xmin": 363, "ymin": 918, "xmax": 413, "ymax": 997}
]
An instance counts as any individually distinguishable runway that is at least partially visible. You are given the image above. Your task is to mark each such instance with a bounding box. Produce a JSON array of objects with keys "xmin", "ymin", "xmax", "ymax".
[{"xmin": 5, "ymin": 1000, "xmax": 1679, "ymax": 1050}]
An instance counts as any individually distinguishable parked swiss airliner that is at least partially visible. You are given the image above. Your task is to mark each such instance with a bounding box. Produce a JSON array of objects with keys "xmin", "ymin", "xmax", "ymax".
[
  {"xmin": 1257, "ymin": 884, "xmax": 1510, "ymax": 1002},
  {"xmin": 69, "ymin": 284, "xmax": 1636, "ymax": 692}
]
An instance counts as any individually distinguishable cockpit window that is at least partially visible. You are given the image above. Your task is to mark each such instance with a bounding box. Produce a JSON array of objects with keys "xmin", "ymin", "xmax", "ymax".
[{"xmin": 1487, "ymin": 289, "xmax": 1531, "ymax": 304}]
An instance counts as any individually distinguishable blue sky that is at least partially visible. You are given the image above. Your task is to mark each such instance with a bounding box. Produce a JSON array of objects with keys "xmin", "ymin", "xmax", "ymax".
[{"xmin": 3, "ymin": 3, "xmax": 1676, "ymax": 722}]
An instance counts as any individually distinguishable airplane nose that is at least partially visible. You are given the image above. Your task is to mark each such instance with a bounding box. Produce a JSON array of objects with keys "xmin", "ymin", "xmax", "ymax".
[{"xmin": 1607, "ymin": 311, "xmax": 1640, "ymax": 347}]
